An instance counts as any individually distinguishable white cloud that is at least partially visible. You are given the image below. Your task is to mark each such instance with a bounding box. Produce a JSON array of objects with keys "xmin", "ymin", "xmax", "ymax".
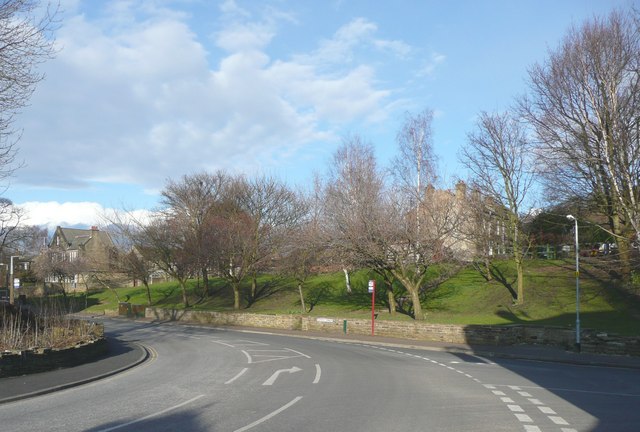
[
  {"xmin": 19, "ymin": 201, "xmax": 154, "ymax": 231},
  {"xmin": 14, "ymin": 3, "xmax": 408, "ymax": 202}
]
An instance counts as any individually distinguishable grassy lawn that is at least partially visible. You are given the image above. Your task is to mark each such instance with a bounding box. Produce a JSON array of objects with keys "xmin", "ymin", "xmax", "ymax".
[{"xmin": 74, "ymin": 258, "xmax": 640, "ymax": 336}]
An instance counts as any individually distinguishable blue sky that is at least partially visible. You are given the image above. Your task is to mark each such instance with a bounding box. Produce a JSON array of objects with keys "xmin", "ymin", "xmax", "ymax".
[{"xmin": 9, "ymin": 0, "xmax": 636, "ymax": 229}]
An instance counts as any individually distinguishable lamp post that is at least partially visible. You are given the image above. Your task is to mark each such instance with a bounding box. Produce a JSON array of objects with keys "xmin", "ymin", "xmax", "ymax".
[
  {"xmin": 566, "ymin": 215, "xmax": 580, "ymax": 352},
  {"xmin": 9, "ymin": 255, "xmax": 20, "ymax": 305}
]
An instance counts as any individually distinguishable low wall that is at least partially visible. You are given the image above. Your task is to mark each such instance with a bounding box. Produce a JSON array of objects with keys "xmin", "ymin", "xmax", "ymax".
[
  {"xmin": 0, "ymin": 338, "xmax": 107, "ymax": 378},
  {"xmin": 146, "ymin": 308, "xmax": 302, "ymax": 330},
  {"xmin": 145, "ymin": 307, "xmax": 640, "ymax": 357}
]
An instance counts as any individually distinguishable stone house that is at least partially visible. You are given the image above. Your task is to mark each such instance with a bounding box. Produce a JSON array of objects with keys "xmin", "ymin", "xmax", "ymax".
[{"xmin": 45, "ymin": 226, "xmax": 118, "ymax": 291}]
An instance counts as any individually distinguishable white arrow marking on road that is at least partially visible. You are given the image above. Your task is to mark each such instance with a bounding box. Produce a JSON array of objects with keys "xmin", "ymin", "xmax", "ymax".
[{"xmin": 263, "ymin": 366, "xmax": 302, "ymax": 386}]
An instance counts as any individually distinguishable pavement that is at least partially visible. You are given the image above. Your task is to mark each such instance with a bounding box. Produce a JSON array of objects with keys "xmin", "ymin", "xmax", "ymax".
[
  {"xmin": 1, "ymin": 317, "xmax": 639, "ymax": 405},
  {"xmin": 0, "ymin": 336, "xmax": 148, "ymax": 404}
]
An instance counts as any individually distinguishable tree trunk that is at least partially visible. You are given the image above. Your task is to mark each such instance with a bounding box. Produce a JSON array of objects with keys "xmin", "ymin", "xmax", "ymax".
[
  {"xmin": 201, "ymin": 267, "xmax": 210, "ymax": 298},
  {"xmin": 386, "ymin": 280, "xmax": 396, "ymax": 315},
  {"xmin": 485, "ymin": 256, "xmax": 493, "ymax": 281},
  {"xmin": 179, "ymin": 279, "xmax": 189, "ymax": 308},
  {"xmin": 515, "ymin": 257, "xmax": 524, "ymax": 305},
  {"xmin": 409, "ymin": 286, "xmax": 424, "ymax": 320},
  {"xmin": 298, "ymin": 282, "xmax": 306, "ymax": 313},
  {"xmin": 144, "ymin": 281, "xmax": 152, "ymax": 306},
  {"xmin": 343, "ymin": 268, "xmax": 352, "ymax": 294},
  {"xmin": 612, "ymin": 214, "xmax": 632, "ymax": 279},
  {"xmin": 251, "ymin": 274, "xmax": 257, "ymax": 301},
  {"xmin": 233, "ymin": 281, "xmax": 241, "ymax": 310}
]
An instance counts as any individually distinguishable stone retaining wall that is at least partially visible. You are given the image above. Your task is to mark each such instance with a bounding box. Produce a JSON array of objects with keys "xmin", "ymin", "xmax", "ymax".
[{"xmin": 144, "ymin": 307, "xmax": 640, "ymax": 357}]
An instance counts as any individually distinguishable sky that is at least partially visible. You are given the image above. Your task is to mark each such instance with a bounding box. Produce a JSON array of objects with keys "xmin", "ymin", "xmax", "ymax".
[{"xmin": 8, "ymin": 0, "xmax": 637, "ymax": 230}]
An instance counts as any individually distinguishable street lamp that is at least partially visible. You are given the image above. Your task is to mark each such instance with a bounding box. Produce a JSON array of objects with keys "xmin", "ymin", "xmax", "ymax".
[
  {"xmin": 566, "ymin": 215, "xmax": 580, "ymax": 352},
  {"xmin": 9, "ymin": 255, "xmax": 20, "ymax": 305}
]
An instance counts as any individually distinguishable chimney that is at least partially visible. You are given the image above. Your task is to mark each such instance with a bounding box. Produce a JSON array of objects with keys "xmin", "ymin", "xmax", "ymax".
[{"xmin": 455, "ymin": 181, "xmax": 467, "ymax": 200}]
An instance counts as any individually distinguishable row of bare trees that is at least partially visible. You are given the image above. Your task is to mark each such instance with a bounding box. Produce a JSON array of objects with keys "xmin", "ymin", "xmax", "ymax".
[{"xmin": 106, "ymin": 108, "xmax": 481, "ymax": 319}]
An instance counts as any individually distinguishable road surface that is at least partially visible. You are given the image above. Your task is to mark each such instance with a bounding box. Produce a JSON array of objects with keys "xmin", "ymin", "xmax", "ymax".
[{"xmin": 1, "ymin": 318, "xmax": 638, "ymax": 431}]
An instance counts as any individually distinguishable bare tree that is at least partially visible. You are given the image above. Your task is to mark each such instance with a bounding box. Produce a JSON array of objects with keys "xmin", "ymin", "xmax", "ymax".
[
  {"xmin": 461, "ymin": 187, "xmax": 507, "ymax": 282},
  {"xmin": 212, "ymin": 195, "xmax": 253, "ymax": 310},
  {"xmin": 520, "ymin": 8, "xmax": 640, "ymax": 276},
  {"xmin": 323, "ymin": 135, "xmax": 387, "ymax": 292},
  {"xmin": 0, "ymin": 197, "xmax": 24, "ymax": 258},
  {"xmin": 0, "ymin": 0, "xmax": 58, "ymax": 185},
  {"xmin": 461, "ymin": 111, "xmax": 535, "ymax": 304},
  {"xmin": 135, "ymin": 215, "xmax": 194, "ymax": 307},
  {"xmin": 391, "ymin": 109, "xmax": 437, "ymax": 244},
  {"xmin": 237, "ymin": 175, "xmax": 307, "ymax": 306},
  {"xmin": 278, "ymin": 182, "xmax": 324, "ymax": 313},
  {"xmin": 161, "ymin": 171, "xmax": 229, "ymax": 298}
]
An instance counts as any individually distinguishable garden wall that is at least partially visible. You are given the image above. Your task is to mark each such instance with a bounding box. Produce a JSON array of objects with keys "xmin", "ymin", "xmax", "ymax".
[
  {"xmin": 0, "ymin": 323, "xmax": 107, "ymax": 378},
  {"xmin": 144, "ymin": 308, "xmax": 640, "ymax": 357}
]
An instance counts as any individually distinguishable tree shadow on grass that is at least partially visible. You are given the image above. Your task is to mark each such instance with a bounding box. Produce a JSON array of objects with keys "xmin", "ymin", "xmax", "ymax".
[{"xmin": 489, "ymin": 265, "xmax": 518, "ymax": 301}]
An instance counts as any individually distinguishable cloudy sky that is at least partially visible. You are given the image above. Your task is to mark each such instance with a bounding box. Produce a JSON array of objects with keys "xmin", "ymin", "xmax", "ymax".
[{"xmin": 9, "ymin": 0, "xmax": 634, "ymax": 229}]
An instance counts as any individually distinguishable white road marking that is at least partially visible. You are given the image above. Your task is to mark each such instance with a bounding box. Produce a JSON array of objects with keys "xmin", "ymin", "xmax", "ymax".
[
  {"xmin": 241, "ymin": 350, "xmax": 252, "ymax": 364},
  {"xmin": 263, "ymin": 366, "xmax": 302, "ymax": 386},
  {"xmin": 233, "ymin": 396, "xmax": 303, "ymax": 432},
  {"xmin": 549, "ymin": 416, "xmax": 570, "ymax": 425},
  {"xmin": 514, "ymin": 413, "xmax": 533, "ymax": 422},
  {"xmin": 561, "ymin": 429, "xmax": 578, "ymax": 432},
  {"xmin": 285, "ymin": 348, "xmax": 311, "ymax": 359},
  {"xmin": 508, "ymin": 386, "xmax": 521, "ymax": 390},
  {"xmin": 508, "ymin": 405, "xmax": 524, "ymax": 412},
  {"xmin": 500, "ymin": 397, "xmax": 514, "ymax": 403},
  {"xmin": 528, "ymin": 398, "xmax": 543, "ymax": 405},
  {"xmin": 95, "ymin": 395, "xmax": 205, "ymax": 432},
  {"xmin": 518, "ymin": 391, "xmax": 532, "ymax": 397},
  {"xmin": 313, "ymin": 364, "xmax": 321, "ymax": 384},
  {"xmin": 243, "ymin": 348, "xmax": 310, "ymax": 364},
  {"xmin": 538, "ymin": 406, "xmax": 556, "ymax": 415},
  {"xmin": 524, "ymin": 426, "xmax": 542, "ymax": 432},
  {"xmin": 211, "ymin": 340, "xmax": 236, "ymax": 348},
  {"xmin": 492, "ymin": 390, "xmax": 506, "ymax": 396},
  {"xmin": 225, "ymin": 368, "xmax": 249, "ymax": 384}
]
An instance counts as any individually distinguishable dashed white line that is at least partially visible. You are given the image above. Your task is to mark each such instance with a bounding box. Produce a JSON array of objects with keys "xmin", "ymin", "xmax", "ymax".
[
  {"xmin": 538, "ymin": 406, "xmax": 556, "ymax": 415},
  {"xmin": 524, "ymin": 426, "xmax": 542, "ymax": 432},
  {"xmin": 528, "ymin": 398, "xmax": 543, "ymax": 405},
  {"xmin": 501, "ymin": 397, "xmax": 514, "ymax": 403},
  {"xmin": 508, "ymin": 405, "xmax": 524, "ymax": 412},
  {"xmin": 518, "ymin": 391, "xmax": 533, "ymax": 397},
  {"xmin": 313, "ymin": 364, "xmax": 322, "ymax": 384},
  {"xmin": 549, "ymin": 416, "xmax": 570, "ymax": 425},
  {"xmin": 514, "ymin": 413, "xmax": 533, "ymax": 422}
]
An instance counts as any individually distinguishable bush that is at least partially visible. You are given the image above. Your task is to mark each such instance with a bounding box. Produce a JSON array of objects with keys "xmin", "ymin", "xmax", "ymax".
[{"xmin": 0, "ymin": 302, "xmax": 100, "ymax": 351}]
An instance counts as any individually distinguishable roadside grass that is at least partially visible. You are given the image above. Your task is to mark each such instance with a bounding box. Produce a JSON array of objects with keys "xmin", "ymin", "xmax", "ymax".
[{"xmin": 76, "ymin": 258, "xmax": 640, "ymax": 335}]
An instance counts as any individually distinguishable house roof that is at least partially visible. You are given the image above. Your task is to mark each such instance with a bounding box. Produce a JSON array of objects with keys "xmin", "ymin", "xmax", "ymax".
[{"xmin": 52, "ymin": 227, "xmax": 115, "ymax": 250}]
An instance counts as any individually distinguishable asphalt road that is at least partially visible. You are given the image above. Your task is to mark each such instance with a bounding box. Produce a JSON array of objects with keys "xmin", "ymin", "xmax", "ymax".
[{"xmin": 1, "ymin": 318, "xmax": 639, "ymax": 432}]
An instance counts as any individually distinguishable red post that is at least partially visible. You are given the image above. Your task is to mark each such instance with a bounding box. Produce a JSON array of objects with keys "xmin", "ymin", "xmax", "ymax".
[{"xmin": 369, "ymin": 280, "xmax": 376, "ymax": 336}]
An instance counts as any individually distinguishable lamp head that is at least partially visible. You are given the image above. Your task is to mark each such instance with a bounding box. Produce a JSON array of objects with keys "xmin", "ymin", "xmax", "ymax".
[{"xmin": 566, "ymin": 214, "xmax": 575, "ymax": 221}]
